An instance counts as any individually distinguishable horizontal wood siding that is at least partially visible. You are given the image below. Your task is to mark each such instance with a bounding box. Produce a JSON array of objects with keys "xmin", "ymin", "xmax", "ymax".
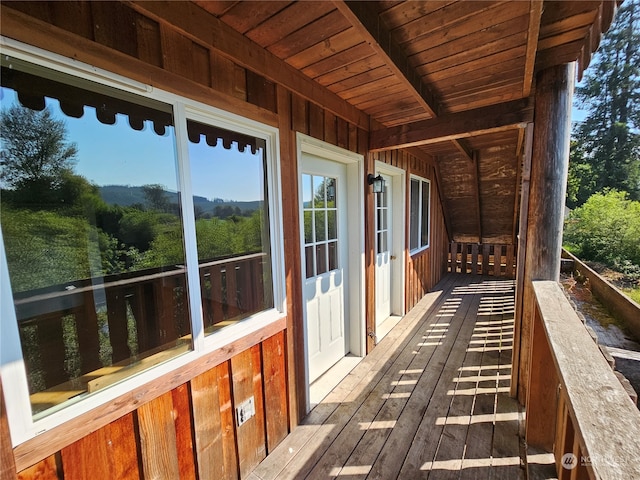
[{"xmin": 15, "ymin": 331, "xmax": 287, "ymax": 479}]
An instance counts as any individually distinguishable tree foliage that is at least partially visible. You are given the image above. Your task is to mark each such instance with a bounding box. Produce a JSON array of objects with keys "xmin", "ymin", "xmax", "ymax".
[
  {"xmin": 569, "ymin": 0, "xmax": 640, "ymax": 206},
  {"xmin": 0, "ymin": 106, "xmax": 78, "ymax": 204},
  {"xmin": 564, "ymin": 190, "xmax": 640, "ymax": 272}
]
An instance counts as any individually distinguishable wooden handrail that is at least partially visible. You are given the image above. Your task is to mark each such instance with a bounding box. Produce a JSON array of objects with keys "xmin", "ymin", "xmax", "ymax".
[
  {"xmin": 13, "ymin": 252, "xmax": 268, "ymax": 413},
  {"xmin": 527, "ymin": 281, "xmax": 640, "ymax": 479}
]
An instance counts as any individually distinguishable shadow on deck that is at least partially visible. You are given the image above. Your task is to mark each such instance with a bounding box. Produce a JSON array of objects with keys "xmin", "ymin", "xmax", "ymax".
[{"xmin": 252, "ymin": 273, "xmax": 555, "ymax": 479}]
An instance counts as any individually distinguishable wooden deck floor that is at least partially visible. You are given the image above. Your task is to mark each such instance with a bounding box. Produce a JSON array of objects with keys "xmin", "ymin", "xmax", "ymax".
[{"xmin": 252, "ymin": 274, "xmax": 529, "ymax": 480}]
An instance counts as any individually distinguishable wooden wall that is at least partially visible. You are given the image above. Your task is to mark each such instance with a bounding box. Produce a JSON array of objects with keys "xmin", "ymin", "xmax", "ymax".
[
  {"xmin": 1, "ymin": 1, "xmax": 450, "ymax": 477},
  {"xmin": 14, "ymin": 330, "xmax": 287, "ymax": 480},
  {"xmin": 368, "ymin": 150, "xmax": 449, "ymax": 317}
]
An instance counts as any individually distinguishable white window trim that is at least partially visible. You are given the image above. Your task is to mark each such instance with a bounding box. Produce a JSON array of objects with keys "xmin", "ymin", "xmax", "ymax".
[
  {"xmin": 409, "ymin": 174, "xmax": 431, "ymax": 255},
  {"xmin": 0, "ymin": 38, "xmax": 286, "ymax": 447}
]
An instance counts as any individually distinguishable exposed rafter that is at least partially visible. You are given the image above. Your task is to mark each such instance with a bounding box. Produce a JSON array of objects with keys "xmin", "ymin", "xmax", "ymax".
[
  {"xmin": 370, "ymin": 98, "xmax": 534, "ymax": 152},
  {"xmin": 523, "ymin": 0, "xmax": 543, "ymax": 97},
  {"xmin": 335, "ymin": 0, "xmax": 474, "ymax": 162}
]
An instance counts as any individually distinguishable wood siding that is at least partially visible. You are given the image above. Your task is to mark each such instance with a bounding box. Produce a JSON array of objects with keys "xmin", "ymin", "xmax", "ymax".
[
  {"xmin": 15, "ymin": 331, "xmax": 287, "ymax": 479},
  {"xmin": 3, "ymin": 1, "xmax": 454, "ymax": 477}
]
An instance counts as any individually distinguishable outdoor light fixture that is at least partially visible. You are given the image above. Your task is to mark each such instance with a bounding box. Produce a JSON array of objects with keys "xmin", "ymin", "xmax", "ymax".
[{"xmin": 368, "ymin": 173, "xmax": 384, "ymax": 193}]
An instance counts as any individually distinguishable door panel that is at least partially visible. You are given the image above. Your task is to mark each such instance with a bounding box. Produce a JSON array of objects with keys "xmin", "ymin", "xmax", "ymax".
[
  {"xmin": 375, "ymin": 174, "xmax": 392, "ymax": 325},
  {"xmin": 301, "ymin": 155, "xmax": 348, "ymax": 383}
]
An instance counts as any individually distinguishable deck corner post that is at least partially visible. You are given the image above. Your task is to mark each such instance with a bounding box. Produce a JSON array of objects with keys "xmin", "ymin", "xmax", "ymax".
[{"xmin": 514, "ymin": 62, "xmax": 575, "ymax": 407}]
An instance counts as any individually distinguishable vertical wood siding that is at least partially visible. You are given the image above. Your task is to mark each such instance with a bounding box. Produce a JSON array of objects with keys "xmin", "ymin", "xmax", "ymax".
[
  {"xmin": 16, "ymin": 331, "xmax": 287, "ymax": 480},
  {"xmin": 3, "ymin": 1, "xmax": 447, "ymax": 477}
]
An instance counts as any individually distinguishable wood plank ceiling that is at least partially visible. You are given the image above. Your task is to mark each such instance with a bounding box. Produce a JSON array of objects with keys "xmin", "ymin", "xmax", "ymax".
[{"xmin": 194, "ymin": 0, "xmax": 616, "ymax": 244}]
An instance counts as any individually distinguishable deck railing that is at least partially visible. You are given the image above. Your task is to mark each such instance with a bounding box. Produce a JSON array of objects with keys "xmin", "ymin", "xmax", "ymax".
[
  {"xmin": 13, "ymin": 252, "xmax": 267, "ymax": 410},
  {"xmin": 448, "ymin": 242, "xmax": 516, "ymax": 278},
  {"xmin": 527, "ymin": 281, "xmax": 640, "ymax": 479}
]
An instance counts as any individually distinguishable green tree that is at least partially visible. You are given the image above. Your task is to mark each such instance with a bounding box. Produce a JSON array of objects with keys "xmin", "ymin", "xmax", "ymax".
[
  {"xmin": 571, "ymin": 0, "xmax": 640, "ymax": 202},
  {"xmin": 0, "ymin": 105, "xmax": 78, "ymax": 205},
  {"xmin": 564, "ymin": 190, "xmax": 640, "ymax": 269}
]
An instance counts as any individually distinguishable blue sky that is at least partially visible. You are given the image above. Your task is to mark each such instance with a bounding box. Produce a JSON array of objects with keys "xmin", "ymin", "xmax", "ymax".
[{"xmin": 6, "ymin": 90, "xmax": 265, "ymax": 202}]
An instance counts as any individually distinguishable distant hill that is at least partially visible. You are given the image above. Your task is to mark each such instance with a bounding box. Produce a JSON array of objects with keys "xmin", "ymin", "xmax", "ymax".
[{"xmin": 99, "ymin": 185, "xmax": 261, "ymax": 215}]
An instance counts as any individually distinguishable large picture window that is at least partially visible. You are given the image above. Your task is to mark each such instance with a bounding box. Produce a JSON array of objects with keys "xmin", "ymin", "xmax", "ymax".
[
  {"xmin": 0, "ymin": 48, "xmax": 282, "ymax": 435},
  {"xmin": 409, "ymin": 176, "xmax": 430, "ymax": 253}
]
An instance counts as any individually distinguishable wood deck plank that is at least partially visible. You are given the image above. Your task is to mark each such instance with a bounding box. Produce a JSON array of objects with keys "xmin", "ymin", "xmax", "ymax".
[{"xmin": 251, "ymin": 274, "xmax": 522, "ymax": 480}]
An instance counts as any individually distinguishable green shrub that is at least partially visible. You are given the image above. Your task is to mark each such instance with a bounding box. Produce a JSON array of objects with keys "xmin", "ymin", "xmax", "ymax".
[{"xmin": 564, "ymin": 190, "xmax": 640, "ymax": 268}]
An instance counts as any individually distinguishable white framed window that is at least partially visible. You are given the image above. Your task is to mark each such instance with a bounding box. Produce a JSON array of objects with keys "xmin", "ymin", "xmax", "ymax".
[
  {"xmin": 0, "ymin": 38, "xmax": 285, "ymax": 446},
  {"xmin": 409, "ymin": 175, "xmax": 430, "ymax": 253}
]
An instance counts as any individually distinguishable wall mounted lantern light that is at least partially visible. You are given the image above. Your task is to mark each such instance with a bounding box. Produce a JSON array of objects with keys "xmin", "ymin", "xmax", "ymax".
[{"xmin": 368, "ymin": 173, "xmax": 384, "ymax": 193}]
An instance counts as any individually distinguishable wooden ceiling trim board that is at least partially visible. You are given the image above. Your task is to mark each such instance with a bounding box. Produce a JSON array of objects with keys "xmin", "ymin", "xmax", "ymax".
[
  {"xmin": 314, "ymin": 54, "xmax": 386, "ymax": 86},
  {"xmin": 535, "ymin": 39, "xmax": 586, "ymax": 72},
  {"xmin": 129, "ymin": 1, "xmax": 369, "ymax": 128},
  {"xmin": 218, "ymin": 1, "xmax": 292, "ymax": 35},
  {"xmin": 327, "ymin": 66, "xmax": 395, "ymax": 93},
  {"xmin": 541, "ymin": 1, "xmax": 602, "ymax": 26},
  {"xmin": 370, "ymin": 98, "xmax": 534, "ymax": 152},
  {"xmin": 340, "ymin": 79, "xmax": 407, "ymax": 103},
  {"xmin": 404, "ymin": 2, "xmax": 530, "ymax": 60},
  {"xmin": 445, "ymin": 85, "xmax": 528, "ymax": 113},
  {"xmin": 379, "ymin": 1, "xmax": 455, "ymax": 30},
  {"xmin": 246, "ymin": 1, "xmax": 335, "ymax": 48},
  {"xmin": 442, "ymin": 76, "xmax": 524, "ymax": 104},
  {"xmin": 375, "ymin": 108, "xmax": 433, "ymax": 127},
  {"xmin": 334, "ymin": 0, "xmax": 440, "ymax": 117},
  {"xmin": 266, "ymin": 8, "xmax": 353, "ymax": 58},
  {"xmin": 301, "ymin": 42, "xmax": 374, "ymax": 79},
  {"xmin": 439, "ymin": 65, "xmax": 525, "ymax": 97},
  {"xmin": 523, "ymin": 0, "xmax": 543, "ymax": 97},
  {"xmin": 391, "ymin": 0, "xmax": 509, "ymax": 46},
  {"xmin": 414, "ymin": 31, "xmax": 529, "ymax": 77},
  {"xmin": 407, "ymin": 13, "xmax": 531, "ymax": 67},
  {"xmin": 419, "ymin": 45, "xmax": 527, "ymax": 82},
  {"xmin": 539, "ymin": 10, "xmax": 600, "ymax": 39},
  {"xmin": 285, "ymin": 27, "xmax": 362, "ymax": 70},
  {"xmin": 192, "ymin": 1, "xmax": 238, "ymax": 18}
]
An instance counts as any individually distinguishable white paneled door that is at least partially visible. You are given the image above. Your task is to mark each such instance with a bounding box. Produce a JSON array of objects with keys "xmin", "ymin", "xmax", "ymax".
[{"xmin": 301, "ymin": 154, "xmax": 349, "ymax": 383}]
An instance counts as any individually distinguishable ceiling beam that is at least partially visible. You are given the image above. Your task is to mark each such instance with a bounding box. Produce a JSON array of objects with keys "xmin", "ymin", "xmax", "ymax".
[
  {"xmin": 334, "ymin": 0, "xmax": 440, "ymax": 117},
  {"xmin": 129, "ymin": 0, "xmax": 369, "ymax": 129},
  {"xmin": 370, "ymin": 98, "xmax": 534, "ymax": 152},
  {"xmin": 335, "ymin": 0, "xmax": 474, "ymax": 162},
  {"xmin": 523, "ymin": 0, "xmax": 543, "ymax": 97}
]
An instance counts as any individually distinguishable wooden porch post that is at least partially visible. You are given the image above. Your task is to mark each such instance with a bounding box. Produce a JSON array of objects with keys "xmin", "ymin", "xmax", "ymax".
[{"xmin": 514, "ymin": 62, "xmax": 575, "ymax": 408}]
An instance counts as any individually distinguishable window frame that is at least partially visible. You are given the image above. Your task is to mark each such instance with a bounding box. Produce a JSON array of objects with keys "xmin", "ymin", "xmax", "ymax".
[
  {"xmin": 409, "ymin": 175, "xmax": 431, "ymax": 255},
  {"xmin": 0, "ymin": 38, "xmax": 286, "ymax": 447}
]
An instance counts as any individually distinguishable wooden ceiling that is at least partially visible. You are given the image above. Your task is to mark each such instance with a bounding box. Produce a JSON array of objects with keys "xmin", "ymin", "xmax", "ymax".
[{"xmin": 193, "ymin": 0, "xmax": 615, "ymax": 244}]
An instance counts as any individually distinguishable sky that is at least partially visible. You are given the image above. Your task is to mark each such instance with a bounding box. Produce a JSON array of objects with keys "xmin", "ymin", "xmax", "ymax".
[{"xmin": 2, "ymin": 88, "xmax": 264, "ymax": 203}]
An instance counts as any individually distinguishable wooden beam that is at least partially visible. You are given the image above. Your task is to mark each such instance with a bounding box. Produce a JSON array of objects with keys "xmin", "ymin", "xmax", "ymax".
[
  {"xmin": 334, "ymin": 0, "xmax": 439, "ymax": 117},
  {"xmin": 473, "ymin": 151, "xmax": 483, "ymax": 242},
  {"xmin": 523, "ymin": 0, "xmax": 543, "ymax": 97},
  {"xmin": 334, "ymin": 0, "xmax": 473, "ymax": 162},
  {"xmin": 370, "ymin": 98, "xmax": 534, "ymax": 152},
  {"xmin": 128, "ymin": 1, "xmax": 369, "ymax": 129}
]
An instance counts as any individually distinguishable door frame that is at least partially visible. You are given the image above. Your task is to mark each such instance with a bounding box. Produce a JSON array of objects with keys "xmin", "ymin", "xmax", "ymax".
[
  {"xmin": 296, "ymin": 133, "xmax": 365, "ymax": 404},
  {"xmin": 374, "ymin": 161, "xmax": 406, "ymax": 318}
]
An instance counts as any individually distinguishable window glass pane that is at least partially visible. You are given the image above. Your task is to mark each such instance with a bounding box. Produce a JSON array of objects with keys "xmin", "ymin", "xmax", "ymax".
[
  {"xmin": 327, "ymin": 210, "xmax": 337, "ymax": 240},
  {"xmin": 305, "ymin": 245, "xmax": 315, "ymax": 279},
  {"xmin": 421, "ymin": 181, "xmax": 430, "ymax": 247},
  {"xmin": 313, "ymin": 175, "xmax": 326, "ymax": 208},
  {"xmin": 187, "ymin": 120, "xmax": 273, "ymax": 334},
  {"xmin": 410, "ymin": 179, "xmax": 420, "ymax": 251},
  {"xmin": 0, "ymin": 64, "xmax": 190, "ymax": 418},
  {"xmin": 326, "ymin": 178, "xmax": 336, "ymax": 207},
  {"xmin": 328, "ymin": 241, "xmax": 338, "ymax": 271},
  {"xmin": 315, "ymin": 210, "xmax": 327, "ymax": 242},
  {"xmin": 304, "ymin": 210, "xmax": 313, "ymax": 244},
  {"xmin": 316, "ymin": 243, "xmax": 327, "ymax": 275},
  {"xmin": 302, "ymin": 174, "xmax": 313, "ymax": 207}
]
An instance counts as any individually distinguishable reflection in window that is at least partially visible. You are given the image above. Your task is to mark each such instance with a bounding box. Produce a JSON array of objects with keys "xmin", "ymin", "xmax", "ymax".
[
  {"xmin": 303, "ymin": 174, "xmax": 338, "ymax": 278},
  {"xmin": 409, "ymin": 177, "xmax": 430, "ymax": 252},
  {"xmin": 187, "ymin": 120, "xmax": 273, "ymax": 334},
  {"xmin": 0, "ymin": 65, "xmax": 190, "ymax": 417}
]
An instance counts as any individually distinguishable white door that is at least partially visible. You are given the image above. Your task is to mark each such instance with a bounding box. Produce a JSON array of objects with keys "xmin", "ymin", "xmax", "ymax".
[
  {"xmin": 301, "ymin": 154, "xmax": 349, "ymax": 383},
  {"xmin": 375, "ymin": 174, "xmax": 392, "ymax": 326}
]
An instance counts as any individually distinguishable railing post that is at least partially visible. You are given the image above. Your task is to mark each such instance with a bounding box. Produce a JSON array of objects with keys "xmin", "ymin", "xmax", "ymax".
[{"xmin": 525, "ymin": 302, "xmax": 558, "ymax": 451}]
